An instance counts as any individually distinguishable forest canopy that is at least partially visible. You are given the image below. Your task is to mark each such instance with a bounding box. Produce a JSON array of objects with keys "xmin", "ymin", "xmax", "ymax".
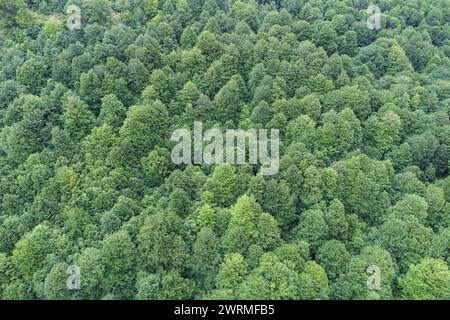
[{"xmin": 0, "ymin": 0, "xmax": 449, "ymax": 300}]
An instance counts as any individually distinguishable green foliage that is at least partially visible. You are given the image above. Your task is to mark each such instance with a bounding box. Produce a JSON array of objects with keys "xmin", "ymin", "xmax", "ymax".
[
  {"xmin": 238, "ymin": 253, "xmax": 301, "ymax": 299},
  {"xmin": 400, "ymin": 258, "xmax": 450, "ymax": 300},
  {"xmin": 298, "ymin": 261, "xmax": 329, "ymax": 300},
  {"xmin": 11, "ymin": 225, "xmax": 67, "ymax": 281},
  {"xmin": 138, "ymin": 212, "xmax": 189, "ymax": 272},
  {"xmin": 207, "ymin": 164, "xmax": 237, "ymax": 207},
  {"xmin": 191, "ymin": 227, "xmax": 221, "ymax": 290},
  {"xmin": 99, "ymin": 94, "xmax": 126, "ymax": 129},
  {"xmin": 16, "ymin": 58, "xmax": 47, "ymax": 94},
  {"xmin": 316, "ymin": 240, "xmax": 350, "ymax": 280},
  {"xmin": 293, "ymin": 209, "xmax": 328, "ymax": 252},
  {"xmin": 214, "ymin": 253, "xmax": 247, "ymax": 298},
  {"xmin": 100, "ymin": 230, "xmax": 136, "ymax": 299},
  {"xmin": 0, "ymin": 0, "xmax": 448, "ymax": 301},
  {"xmin": 63, "ymin": 95, "xmax": 95, "ymax": 141},
  {"xmin": 118, "ymin": 100, "xmax": 170, "ymax": 162}
]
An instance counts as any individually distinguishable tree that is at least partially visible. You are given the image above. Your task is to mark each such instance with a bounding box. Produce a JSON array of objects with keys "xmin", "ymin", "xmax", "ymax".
[
  {"xmin": 62, "ymin": 207, "xmax": 93, "ymax": 240},
  {"xmin": 317, "ymin": 108, "xmax": 361, "ymax": 160},
  {"xmin": 191, "ymin": 227, "xmax": 221, "ymax": 290},
  {"xmin": 390, "ymin": 194, "xmax": 428, "ymax": 224},
  {"xmin": 118, "ymin": 100, "xmax": 170, "ymax": 163},
  {"xmin": 250, "ymin": 99, "xmax": 272, "ymax": 124},
  {"xmin": 42, "ymin": 262, "xmax": 73, "ymax": 299},
  {"xmin": 365, "ymin": 111, "xmax": 402, "ymax": 156},
  {"xmin": 299, "ymin": 3, "xmax": 322, "ymax": 23},
  {"xmin": 316, "ymin": 240, "xmax": 350, "ymax": 280},
  {"xmin": 325, "ymin": 199, "xmax": 349, "ymax": 240},
  {"xmin": 301, "ymin": 166, "xmax": 323, "ymax": 207},
  {"xmin": 196, "ymin": 31, "xmax": 223, "ymax": 62},
  {"xmin": 79, "ymin": 70, "xmax": 103, "ymax": 110},
  {"xmin": 12, "ymin": 225, "xmax": 67, "ymax": 281},
  {"xmin": 424, "ymin": 185, "xmax": 446, "ymax": 229},
  {"xmin": 276, "ymin": 242, "xmax": 309, "ymax": 271},
  {"xmin": 374, "ymin": 215, "xmax": 434, "ymax": 272},
  {"xmin": 81, "ymin": 0, "xmax": 113, "ymax": 25},
  {"xmin": 333, "ymin": 154, "xmax": 392, "ymax": 225},
  {"xmin": 138, "ymin": 212, "xmax": 189, "ymax": 272},
  {"xmin": 400, "ymin": 258, "xmax": 450, "ymax": 300},
  {"xmin": 262, "ymin": 179, "xmax": 296, "ymax": 233},
  {"xmin": 0, "ymin": 95, "xmax": 50, "ymax": 163},
  {"xmin": 293, "ymin": 209, "xmax": 328, "ymax": 252},
  {"xmin": 135, "ymin": 272, "xmax": 160, "ymax": 300},
  {"xmin": 1, "ymin": 279, "xmax": 33, "ymax": 300},
  {"xmin": 312, "ymin": 21, "xmax": 338, "ymax": 54},
  {"xmin": 256, "ymin": 212, "xmax": 282, "ymax": 251},
  {"xmin": 285, "ymin": 115, "xmax": 316, "ymax": 148},
  {"xmin": 16, "ymin": 58, "xmax": 47, "ymax": 94},
  {"xmin": 127, "ymin": 59, "xmax": 149, "ymax": 94},
  {"xmin": 214, "ymin": 253, "xmax": 247, "ymax": 298},
  {"xmin": 169, "ymin": 188, "xmax": 191, "ymax": 216},
  {"xmin": 299, "ymin": 94, "xmax": 321, "ymax": 121},
  {"xmin": 238, "ymin": 253, "xmax": 300, "ymax": 300},
  {"xmin": 82, "ymin": 124, "xmax": 117, "ymax": 164},
  {"xmin": 0, "ymin": 253, "xmax": 14, "ymax": 298},
  {"xmin": 207, "ymin": 164, "xmax": 237, "ymax": 207},
  {"xmin": 100, "ymin": 230, "xmax": 135, "ymax": 299},
  {"xmin": 214, "ymin": 75, "xmax": 244, "ymax": 124},
  {"xmin": 197, "ymin": 203, "xmax": 216, "ymax": 229},
  {"xmin": 221, "ymin": 194, "xmax": 264, "ymax": 255},
  {"xmin": 98, "ymin": 94, "xmax": 126, "ymax": 129},
  {"xmin": 231, "ymin": 0, "xmax": 259, "ymax": 31},
  {"xmin": 63, "ymin": 95, "xmax": 95, "ymax": 142},
  {"xmin": 141, "ymin": 146, "xmax": 172, "ymax": 188},
  {"xmin": 100, "ymin": 196, "xmax": 142, "ymax": 236},
  {"xmin": 74, "ymin": 247, "xmax": 105, "ymax": 299},
  {"xmin": 158, "ymin": 270, "xmax": 195, "ymax": 300},
  {"xmin": 229, "ymin": 195, "xmax": 261, "ymax": 238},
  {"xmin": 339, "ymin": 86, "xmax": 371, "ymax": 120},
  {"xmin": 298, "ymin": 261, "xmax": 329, "ymax": 299},
  {"xmin": 0, "ymin": 0, "xmax": 31, "ymax": 31},
  {"xmin": 397, "ymin": 27, "xmax": 435, "ymax": 71},
  {"xmin": 180, "ymin": 25, "xmax": 198, "ymax": 49},
  {"xmin": 341, "ymin": 31, "xmax": 358, "ymax": 56},
  {"xmin": 407, "ymin": 131, "xmax": 440, "ymax": 170}
]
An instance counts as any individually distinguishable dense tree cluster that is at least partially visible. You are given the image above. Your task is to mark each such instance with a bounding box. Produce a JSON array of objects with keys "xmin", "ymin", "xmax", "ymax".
[{"xmin": 0, "ymin": 0, "xmax": 449, "ymax": 299}]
